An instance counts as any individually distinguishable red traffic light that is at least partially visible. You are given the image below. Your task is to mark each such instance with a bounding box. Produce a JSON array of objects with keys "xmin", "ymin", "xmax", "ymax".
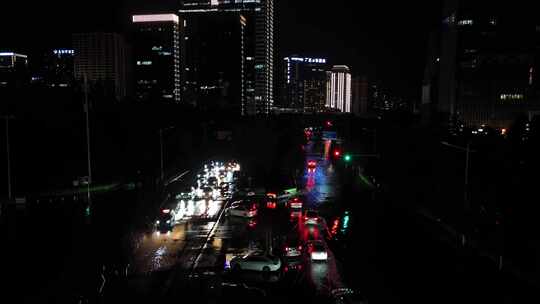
[
  {"xmin": 334, "ymin": 150, "xmax": 341, "ymax": 157},
  {"xmin": 326, "ymin": 121, "xmax": 333, "ymax": 127}
]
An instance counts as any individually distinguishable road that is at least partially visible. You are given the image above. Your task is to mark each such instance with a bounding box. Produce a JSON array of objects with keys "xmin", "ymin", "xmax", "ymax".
[{"xmin": 26, "ymin": 137, "xmax": 538, "ymax": 304}]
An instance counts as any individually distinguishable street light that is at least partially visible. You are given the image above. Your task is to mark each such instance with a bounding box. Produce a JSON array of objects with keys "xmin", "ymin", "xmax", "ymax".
[
  {"xmin": 83, "ymin": 74, "xmax": 92, "ymax": 218},
  {"xmin": 440, "ymin": 141, "xmax": 476, "ymax": 211},
  {"xmin": 2, "ymin": 115, "xmax": 15, "ymax": 201},
  {"xmin": 159, "ymin": 126, "xmax": 175, "ymax": 183}
]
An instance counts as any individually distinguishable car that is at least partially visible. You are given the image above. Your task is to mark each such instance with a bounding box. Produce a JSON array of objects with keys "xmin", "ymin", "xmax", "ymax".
[
  {"xmin": 283, "ymin": 257, "xmax": 303, "ymax": 273},
  {"xmin": 208, "ymin": 176, "xmax": 218, "ymax": 187},
  {"xmin": 290, "ymin": 210, "xmax": 302, "ymax": 221},
  {"xmin": 201, "ymin": 186, "xmax": 217, "ymax": 200},
  {"xmin": 283, "ymin": 237, "xmax": 303, "ymax": 257},
  {"xmin": 266, "ymin": 198, "xmax": 277, "ymax": 209},
  {"xmin": 307, "ymin": 160, "xmax": 317, "ymax": 169},
  {"xmin": 303, "ymin": 210, "xmax": 320, "ymax": 225},
  {"xmin": 230, "ymin": 253, "xmax": 281, "ymax": 272},
  {"xmin": 176, "ymin": 192, "xmax": 193, "ymax": 201},
  {"xmin": 156, "ymin": 209, "xmax": 174, "ymax": 232},
  {"xmin": 287, "ymin": 197, "xmax": 303, "ymax": 209},
  {"xmin": 227, "ymin": 202, "xmax": 257, "ymax": 218},
  {"xmin": 306, "ymin": 240, "xmax": 327, "ymax": 261}
]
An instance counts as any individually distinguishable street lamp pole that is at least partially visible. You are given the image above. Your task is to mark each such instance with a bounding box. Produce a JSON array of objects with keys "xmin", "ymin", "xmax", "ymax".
[
  {"xmin": 441, "ymin": 141, "xmax": 475, "ymax": 212},
  {"xmin": 159, "ymin": 128, "xmax": 164, "ymax": 182},
  {"xmin": 159, "ymin": 126, "xmax": 175, "ymax": 184},
  {"xmin": 84, "ymin": 74, "xmax": 92, "ymax": 217},
  {"xmin": 3, "ymin": 115, "xmax": 14, "ymax": 201}
]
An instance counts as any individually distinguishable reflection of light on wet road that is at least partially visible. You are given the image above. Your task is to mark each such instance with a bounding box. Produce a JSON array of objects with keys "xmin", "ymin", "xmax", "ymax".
[
  {"xmin": 151, "ymin": 246, "xmax": 167, "ymax": 269},
  {"xmin": 186, "ymin": 200, "xmax": 195, "ymax": 216},
  {"xmin": 303, "ymin": 157, "xmax": 336, "ymax": 209},
  {"xmin": 132, "ymin": 224, "xmax": 187, "ymax": 273},
  {"xmin": 310, "ymin": 261, "xmax": 329, "ymax": 290},
  {"xmin": 207, "ymin": 200, "xmax": 220, "ymax": 217}
]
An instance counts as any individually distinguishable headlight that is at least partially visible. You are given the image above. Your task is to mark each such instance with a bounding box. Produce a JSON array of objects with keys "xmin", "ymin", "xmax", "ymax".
[
  {"xmin": 156, "ymin": 220, "xmax": 160, "ymax": 224},
  {"xmin": 166, "ymin": 220, "xmax": 171, "ymax": 224}
]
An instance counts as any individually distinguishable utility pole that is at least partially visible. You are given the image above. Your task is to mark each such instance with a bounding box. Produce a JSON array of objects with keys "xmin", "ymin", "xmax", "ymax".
[
  {"xmin": 441, "ymin": 141, "xmax": 475, "ymax": 213},
  {"xmin": 3, "ymin": 115, "xmax": 15, "ymax": 201},
  {"xmin": 84, "ymin": 74, "xmax": 92, "ymax": 218},
  {"xmin": 159, "ymin": 126, "xmax": 175, "ymax": 185},
  {"xmin": 159, "ymin": 128, "xmax": 164, "ymax": 182}
]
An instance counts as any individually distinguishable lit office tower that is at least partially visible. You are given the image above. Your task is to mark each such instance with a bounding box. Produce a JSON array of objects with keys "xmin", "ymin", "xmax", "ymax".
[
  {"xmin": 179, "ymin": 0, "xmax": 274, "ymax": 115},
  {"xmin": 73, "ymin": 33, "xmax": 129, "ymax": 101},
  {"xmin": 254, "ymin": 0, "xmax": 274, "ymax": 114},
  {"xmin": 282, "ymin": 56, "xmax": 327, "ymax": 112},
  {"xmin": 423, "ymin": 1, "xmax": 540, "ymax": 129},
  {"xmin": 132, "ymin": 14, "xmax": 182, "ymax": 103},
  {"xmin": 0, "ymin": 52, "xmax": 29, "ymax": 88},
  {"xmin": 326, "ymin": 65, "xmax": 352, "ymax": 113}
]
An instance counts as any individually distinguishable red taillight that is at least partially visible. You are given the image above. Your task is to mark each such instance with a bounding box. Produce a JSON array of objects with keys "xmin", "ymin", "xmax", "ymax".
[
  {"xmin": 298, "ymin": 245, "xmax": 302, "ymax": 250},
  {"xmin": 284, "ymin": 266, "xmax": 288, "ymax": 272},
  {"xmin": 304, "ymin": 216, "xmax": 308, "ymax": 220}
]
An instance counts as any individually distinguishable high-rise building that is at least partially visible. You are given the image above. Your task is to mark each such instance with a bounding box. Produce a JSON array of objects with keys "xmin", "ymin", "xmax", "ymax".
[
  {"xmin": 326, "ymin": 65, "xmax": 352, "ymax": 113},
  {"xmin": 0, "ymin": 52, "xmax": 29, "ymax": 88},
  {"xmin": 282, "ymin": 56, "xmax": 328, "ymax": 112},
  {"xmin": 254, "ymin": 0, "xmax": 274, "ymax": 115},
  {"xmin": 424, "ymin": 1, "xmax": 540, "ymax": 129},
  {"xmin": 179, "ymin": 0, "xmax": 274, "ymax": 115},
  {"xmin": 30, "ymin": 49, "xmax": 75, "ymax": 88},
  {"xmin": 132, "ymin": 14, "xmax": 183, "ymax": 103},
  {"xmin": 73, "ymin": 32, "xmax": 129, "ymax": 101},
  {"xmin": 352, "ymin": 76, "xmax": 369, "ymax": 116}
]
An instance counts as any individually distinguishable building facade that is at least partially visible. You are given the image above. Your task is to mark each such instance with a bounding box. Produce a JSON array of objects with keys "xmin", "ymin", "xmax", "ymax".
[
  {"xmin": 326, "ymin": 65, "xmax": 352, "ymax": 113},
  {"xmin": 352, "ymin": 76, "xmax": 369, "ymax": 116},
  {"xmin": 282, "ymin": 56, "xmax": 327, "ymax": 112},
  {"xmin": 179, "ymin": 0, "xmax": 274, "ymax": 115},
  {"xmin": 0, "ymin": 52, "xmax": 29, "ymax": 88},
  {"xmin": 424, "ymin": 1, "xmax": 540, "ymax": 129},
  {"xmin": 30, "ymin": 49, "xmax": 75, "ymax": 88},
  {"xmin": 132, "ymin": 14, "xmax": 183, "ymax": 103},
  {"xmin": 73, "ymin": 33, "xmax": 129, "ymax": 101}
]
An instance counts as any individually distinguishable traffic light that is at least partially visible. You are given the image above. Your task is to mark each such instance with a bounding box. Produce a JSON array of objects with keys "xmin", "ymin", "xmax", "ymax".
[
  {"xmin": 344, "ymin": 154, "xmax": 351, "ymax": 162},
  {"xmin": 334, "ymin": 150, "xmax": 341, "ymax": 158},
  {"xmin": 326, "ymin": 120, "xmax": 333, "ymax": 127}
]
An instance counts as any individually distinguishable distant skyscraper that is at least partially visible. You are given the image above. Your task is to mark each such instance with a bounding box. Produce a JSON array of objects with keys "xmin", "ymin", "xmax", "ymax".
[
  {"xmin": 132, "ymin": 14, "xmax": 183, "ymax": 103},
  {"xmin": 254, "ymin": 0, "xmax": 274, "ymax": 115},
  {"xmin": 0, "ymin": 52, "xmax": 29, "ymax": 88},
  {"xmin": 282, "ymin": 56, "xmax": 327, "ymax": 112},
  {"xmin": 73, "ymin": 32, "xmax": 129, "ymax": 101},
  {"xmin": 425, "ymin": 1, "xmax": 540, "ymax": 129},
  {"xmin": 352, "ymin": 76, "xmax": 369, "ymax": 116},
  {"xmin": 179, "ymin": 0, "xmax": 274, "ymax": 115},
  {"xmin": 31, "ymin": 49, "xmax": 75, "ymax": 88},
  {"xmin": 326, "ymin": 65, "xmax": 352, "ymax": 113}
]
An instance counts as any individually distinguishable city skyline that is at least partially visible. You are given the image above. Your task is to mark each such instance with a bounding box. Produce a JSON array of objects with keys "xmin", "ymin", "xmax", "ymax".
[{"xmin": 0, "ymin": 0, "xmax": 442, "ymax": 101}]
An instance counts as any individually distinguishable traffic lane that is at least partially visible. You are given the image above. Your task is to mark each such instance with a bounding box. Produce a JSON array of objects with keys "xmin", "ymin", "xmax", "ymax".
[
  {"xmin": 130, "ymin": 199, "xmax": 226, "ymax": 274},
  {"xmin": 302, "ymin": 158, "xmax": 339, "ymax": 210}
]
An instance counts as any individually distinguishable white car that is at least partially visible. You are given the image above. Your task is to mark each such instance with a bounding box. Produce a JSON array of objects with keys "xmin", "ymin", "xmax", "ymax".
[
  {"xmin": 227, "ymin": 202, "xmax": 257, "ymax": 218},
  {"xmin": 307, "ymin": 240, "xmax": 328, "ymax": 261},
  {"xmin": 230, "ymin": 254, "xmax": 281, "ymax": 272}
]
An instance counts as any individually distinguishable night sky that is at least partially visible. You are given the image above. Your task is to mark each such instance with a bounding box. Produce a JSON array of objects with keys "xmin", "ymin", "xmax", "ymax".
[{"xmin": 1, "ymin": 0, "xmax": 441, "ymax": 100}]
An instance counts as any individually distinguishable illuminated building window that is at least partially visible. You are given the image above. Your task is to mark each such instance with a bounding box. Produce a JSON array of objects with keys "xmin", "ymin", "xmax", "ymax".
[
  {"xmin": 136, "ymin": 61, "xmax": 153, "ymax": 66},
  {"xmin": 490, "ymin": 18, "xmax": 497, "ymax": 25},
  {"xmin": 500, "ymin": 93, "xmax": 524, "ymax": 101},
  {"xmin": 458, "ymin": 19, "xmax": 474, "ymax": 26}
]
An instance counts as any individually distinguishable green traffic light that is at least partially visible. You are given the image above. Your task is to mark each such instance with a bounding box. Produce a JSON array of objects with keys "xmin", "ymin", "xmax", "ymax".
[{"xmin": 344, "ymin": 154, "xmax": 351, "ymax": 162}]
